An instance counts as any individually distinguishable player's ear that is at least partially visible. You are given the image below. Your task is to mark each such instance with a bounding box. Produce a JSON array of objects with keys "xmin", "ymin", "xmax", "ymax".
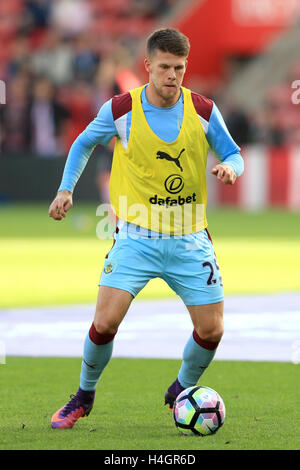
[{"xmin": 144, "ymin": 57, "xmax": 151, "ymax": 73}]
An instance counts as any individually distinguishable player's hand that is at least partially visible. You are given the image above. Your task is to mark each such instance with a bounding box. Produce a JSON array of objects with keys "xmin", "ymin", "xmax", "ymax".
[
  {"xmin": 211, "ymin": 163, "xmax": 237, "ymax": 185},
  {"xmin": 48, "ymin": 190, "xmax": 73, "ymax": 221}
]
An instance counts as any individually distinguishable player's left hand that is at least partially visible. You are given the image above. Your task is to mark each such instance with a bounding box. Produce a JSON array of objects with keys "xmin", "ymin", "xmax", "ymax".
[{"xmin": 211, "ymin": 163, "xmax": 237, "ymax": 185}]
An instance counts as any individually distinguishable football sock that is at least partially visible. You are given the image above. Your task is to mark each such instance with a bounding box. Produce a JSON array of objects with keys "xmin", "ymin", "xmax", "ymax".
[
  {"xmin": 76, "ymin": 387, "xmax": 95, "ymax": 404},
  {"xmin": 177, "ymin": 330, "xmax": 220, "ymax": 388},
  {"xmin": 79, "ymin": 323, "xmax": 116, "ymax": 392},
  {"xmin": 167, "ymin": 377, "xmax": 185, "ymax": 397}
]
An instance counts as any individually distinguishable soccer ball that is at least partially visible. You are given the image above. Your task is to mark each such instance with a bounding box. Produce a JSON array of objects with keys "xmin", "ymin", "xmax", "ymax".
[{"xmin": 173, "ymin": 385, "xmax": 225, "ymax": 436}]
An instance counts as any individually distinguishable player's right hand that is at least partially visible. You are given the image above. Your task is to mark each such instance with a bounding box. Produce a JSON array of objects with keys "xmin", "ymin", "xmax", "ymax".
[{"xmin": 48, "ymin": 190, "xmax": 73, "ymax": 221}]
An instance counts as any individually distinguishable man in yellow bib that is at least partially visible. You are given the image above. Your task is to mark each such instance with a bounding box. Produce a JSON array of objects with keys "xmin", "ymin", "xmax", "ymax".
[{"xmin": 49, "ymin": 28, "xmax": 244, "ymax": 429}]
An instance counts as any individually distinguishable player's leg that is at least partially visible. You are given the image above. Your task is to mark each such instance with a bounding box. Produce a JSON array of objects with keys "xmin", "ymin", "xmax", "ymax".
[
  {"xmin": 51, "ymin": 228, "xmax": 163, "ymax": 429},
  {"xmin": 165, "ymin": 301, "xmax": 224, "ymax": 407},
  {"xmin": 164, "ymin": 229, "xmax": 224, "ymax": 407},
  {"xmin": 51, "ymin": 286, "xmax": 133, "ymax": 429},
  {"xmin": 165, "ymin": 302, "xmax": 224, "ymax": 407},
  {"xmin": 78, "ymin": 231, "xmax": 163, "ymax": 406},
  {"xmin": 79, "ymin": 285, "xmax": 133, "ymax": 393},
  {"xmin": 184, "ymin": 301, "xmax": 224, "ymax": 387}
]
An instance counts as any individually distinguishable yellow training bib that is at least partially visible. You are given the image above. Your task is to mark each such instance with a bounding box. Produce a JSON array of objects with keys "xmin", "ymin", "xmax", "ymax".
[{"xmin": 109, "ymin": 85, "xmax": 210, "ymax": 235}]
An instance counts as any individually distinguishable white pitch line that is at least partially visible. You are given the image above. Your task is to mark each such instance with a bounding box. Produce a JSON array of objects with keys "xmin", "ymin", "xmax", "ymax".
[{"xmin": 1, "ymin": 293, "xmax": 300, "ymax": 362}]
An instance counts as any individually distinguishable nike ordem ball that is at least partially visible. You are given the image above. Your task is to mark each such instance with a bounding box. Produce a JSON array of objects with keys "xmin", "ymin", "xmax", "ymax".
[{"xmin": 173, "ymin": 386, "xmax": 226, "ymax": 436}]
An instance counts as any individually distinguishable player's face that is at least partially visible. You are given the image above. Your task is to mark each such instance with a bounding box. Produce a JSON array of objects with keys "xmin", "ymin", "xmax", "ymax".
[{"xmin": 144, "ymin": 50, "xmax": 187, "ymax": 106}]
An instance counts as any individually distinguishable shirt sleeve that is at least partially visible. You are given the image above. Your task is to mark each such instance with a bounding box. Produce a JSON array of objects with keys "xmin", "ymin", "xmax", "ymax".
[
  {"xmin": 206, "ymin": 102, "xmax": 244, "ymax": 177},
  {"xmin": 58, "ymin": 99, "xmax": 117, "ymax": 193}
]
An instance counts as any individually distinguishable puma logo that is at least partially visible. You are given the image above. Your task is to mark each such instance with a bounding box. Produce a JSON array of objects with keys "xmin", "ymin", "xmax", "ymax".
[
  {"xmin": 156, "ymin": 148, "xmax": 185, "ymax": 172},
  {"xmin": 83, "ymin": 359, "xmax": 96, "ymax": 369}
]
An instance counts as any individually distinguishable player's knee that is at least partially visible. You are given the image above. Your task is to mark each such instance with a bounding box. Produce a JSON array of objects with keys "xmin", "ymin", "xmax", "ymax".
[
  {"xmin": 93, "ymin": 318, "xmax": 118, "ymax": 336},
  {"xmin": 195, "ymin": 323, "xmax": 224, "ymax": 343}
]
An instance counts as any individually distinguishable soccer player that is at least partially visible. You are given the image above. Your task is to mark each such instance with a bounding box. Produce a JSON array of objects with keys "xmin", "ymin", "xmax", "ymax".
[{"xmin": 49, "ymin": 28, "xmax": 244, "ymax": 429}]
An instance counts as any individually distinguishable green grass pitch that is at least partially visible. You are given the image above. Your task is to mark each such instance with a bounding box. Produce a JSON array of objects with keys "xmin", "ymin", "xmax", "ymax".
[
  {"xmin": 0, "ymin": 203, "xmax": 300, "ymax": 307},
  {"xmin": 0, "ymin": 203, "xmax": 300, "ymax": 450},
  {"xmin": 1, "ymin": 357, "xmax": 299, "ymax": 450}
]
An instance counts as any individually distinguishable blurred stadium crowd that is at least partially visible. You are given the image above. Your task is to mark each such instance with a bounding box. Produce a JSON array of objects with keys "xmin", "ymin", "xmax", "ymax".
[
  {"xmin": 244, "ymin": 66, "xmax": 300, "ymax": 147},
  {"xmin": 0, "ymin": 0, "xmax": 174, "ymax": 160},
  {"xmin": 0, "ymin": 0, "xmax": 300, "ymax": 167},
  {"xmin": 217, "ymin": 62, "xmax": 300, "ymax": 148}
]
